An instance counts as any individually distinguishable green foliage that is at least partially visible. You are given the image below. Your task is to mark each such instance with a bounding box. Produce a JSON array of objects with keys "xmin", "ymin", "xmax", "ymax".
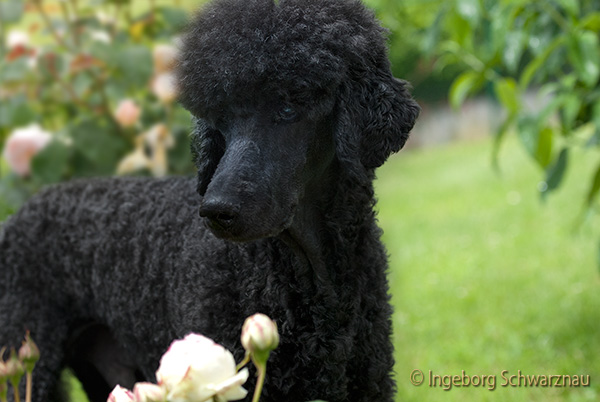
[
  {"xmin": 430, "ymin": 0, "xmax": 600, "ymax": 217},
  {"xmin": 364, "ymin": 0, "xmax": 458, "ymax": 101},
  {"xmin": 0, "ymin": 0, "xmax": 195, "ymax": 219}
]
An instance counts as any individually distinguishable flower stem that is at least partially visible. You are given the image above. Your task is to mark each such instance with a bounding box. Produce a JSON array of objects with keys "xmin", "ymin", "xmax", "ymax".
[
  {"xmin": 25, "ymin": 372, "xmax": 32, "ymax": 402},
  {"xmin": 251, "ymin": 364, "xmax": 266, "ymax": 402},
  {"xmin": 32, "ymin": 1, "xmax": 75, "ymax": 52},
  {"xmin": 12, "ymin": 385, "xmax": 20, "ymax": 402},
  {"xmin": 236, "ymin": 352, "xmax": 251, "ymax": 371}
]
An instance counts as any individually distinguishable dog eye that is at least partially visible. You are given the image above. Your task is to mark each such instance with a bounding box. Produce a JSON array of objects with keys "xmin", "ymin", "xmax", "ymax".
[{"xmin": 276, "ymin": 106, "xmax": 298, "ymax": 123}]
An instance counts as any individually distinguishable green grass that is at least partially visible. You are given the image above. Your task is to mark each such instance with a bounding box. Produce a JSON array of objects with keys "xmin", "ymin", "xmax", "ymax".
[{"xmin": 376, "ymin": 137, "xmax": 600, "ymax": 401}]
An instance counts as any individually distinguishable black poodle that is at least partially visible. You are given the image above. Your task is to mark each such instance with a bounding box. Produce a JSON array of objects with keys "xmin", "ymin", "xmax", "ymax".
[{"xmin": 0, "ymin": 0, "xmax": 419, "ymax": 401}]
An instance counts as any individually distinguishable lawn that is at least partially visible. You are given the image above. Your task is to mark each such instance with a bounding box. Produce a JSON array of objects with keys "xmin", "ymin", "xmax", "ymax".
[{"xmin": 377, "ymin": 136, "xmax": 600, "ymax": 401}]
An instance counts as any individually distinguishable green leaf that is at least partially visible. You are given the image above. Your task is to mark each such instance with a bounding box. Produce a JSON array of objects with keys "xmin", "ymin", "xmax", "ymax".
[
  {"xmin": 535, "ymin": 126, "xmax": 554, "ymax": 168},
  {"xmin": 0, "ymin": 95, "xmax": 36, "ymax": 129},
  {"xmin": 578, "ymin": 31, "xmax": 600, "ymax": 87},
  {"xmin": 38, "ymin": 52, "xmax": 68, "ymax": 82},
  {"xmin": 0, "ymin": 59, "xmax": 30, "ymax": 83},
  {"xmin": 449, "ymin": 71, "xmax": 480, "ymax": 110},
  {"xmin": 516, "ymin": 116, "xmax": 538, "ymax": 157},
  {"xmin": 556, "ymin": 0, "xmax": 579, "ymax": 17},
  {"xmin": 560, "ymin": 94, "xmax": 582, "ymax": 132},
  {"xmin": 520, "ymin": 36, "xmax": 565, "ymax": 89},
  {"xmin": 107, "ymin": 45, "xmax": 153, "ymax": 90},
  {"xmin": 493, "ymin": 78, "xmax": 520, "ymax": 114},
  {"xmin": 31, "ymin": 140, "xmax": 72, "ymax": 185},
  {"xmin": 445, "ymin": 11, "xmax": 472, "ymax": 49},
  {"xmin": 492, "ymin": 113, "xmax": 516, "ymax": 170},
  {"xmin": 0, "ymin": 0, "xmax": 24, "ymax": 24},
  {"xmin": 503, "ymin": 31, "xmax": 525, "ymax": 74},
  {"xmin": 70, "ymin": 119, "xmax": 129, "ymax": 177},
  {"xmin": 168, "ymin": 125, "xmax": 195, "ymax": 175},
  {"xmin": 568, "ymin": 31, "xmax": 600, "ymax": 88},
  {"xmin": 586, "ymin": 161, "xmax": 600, "ymax": 207},
  {"xmin": 456, "ymin": 0, "xmax": 480, "ymax": 28},
  {"xmin": 422, "ymin": 7, "xmax": 447, "ymax": 56},
  {"xmin": 157, "ymin": 7, "xmax": 189, "ymax": 31},
  {"xmin": 589, "ymin": 100, "xmax": 600, "ymax": 146},
  {"xmin": 580, "ymin": 12, "xmax": 600, "ymax": 31},
  {"xmin": 541, "ymin": 147, "xmax": 568, "ymax": 200},
  {"xmin": 517, "ymin": 119, "xmax": 554, "ymax": 168}
]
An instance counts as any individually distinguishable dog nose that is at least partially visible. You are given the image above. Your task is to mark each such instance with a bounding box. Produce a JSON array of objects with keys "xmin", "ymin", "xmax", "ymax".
[{"xmin": 198, "ymin": 198, "xmax": 240, "ymax": 229}]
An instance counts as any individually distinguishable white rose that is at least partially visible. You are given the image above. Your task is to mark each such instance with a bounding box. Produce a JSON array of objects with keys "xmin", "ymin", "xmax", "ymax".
[
  {"xmin": 90, "ymin": 30, "xmax": 112, "ymax": 44},
  {"xmin": 2, "ymin": 124, "xmax": 52, "ymax": 177},
  {"xmin": 241, "ymin": 313, "xmax": 279, "ymax": 355},
  {"xmin": 151, "ymin": 72, "xmax": 177, "ymax": 104},
  {"xmin": 7, "ymin": 30, "xmax": 30, "ymax": 49},
  {"xmin": 156, "ymin": 334, "xmax": 249, "ymax": 402},
  {"xmin": 107, "ymin": 385, "xmax": 135, "ymax": 402},
  {"xmin": 133, "ymin": 382, "xmax": 166, "ymax": 402},
  {"xmin": 153, "ymin": 44, "xmax": 178, "ymax": 74}
]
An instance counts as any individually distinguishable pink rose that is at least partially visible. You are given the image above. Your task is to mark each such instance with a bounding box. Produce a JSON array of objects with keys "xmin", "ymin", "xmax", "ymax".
[
  {"xmin": 2, "ymin": 124, "xmax": 52, "ymax": 177},
  {"xmin": 114, "ymin": 99, "xmax": 141, "ymax": 128},
  {"xmin": 107, "ymin": 385, "xmax": 135, "ymax": 402}
]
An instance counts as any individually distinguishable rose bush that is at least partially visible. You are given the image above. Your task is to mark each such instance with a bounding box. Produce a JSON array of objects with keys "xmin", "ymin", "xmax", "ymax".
[{"xmin": 0, "ymin": 0, "xmax": 195, "ymax": 221}]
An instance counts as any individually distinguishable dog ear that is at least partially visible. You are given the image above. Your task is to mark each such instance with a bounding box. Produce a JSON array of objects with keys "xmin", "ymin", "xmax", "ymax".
[
  {"xmin": 336, "ymin": 71, "xmax": 420, "ymax": 170},
  {"xmin": 190, "ymin": 118, "xmax": 225, "ymax": 196}
]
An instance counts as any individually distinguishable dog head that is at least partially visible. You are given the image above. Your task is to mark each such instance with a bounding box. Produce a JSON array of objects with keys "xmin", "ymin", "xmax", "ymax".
[{"xmin": 178, "ymin": 0, "xmax": 419, "ymax": 241}]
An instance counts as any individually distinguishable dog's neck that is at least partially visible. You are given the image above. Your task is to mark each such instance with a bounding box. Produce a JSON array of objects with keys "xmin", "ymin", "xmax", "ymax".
[
  {"xmin": 279, "ymin": 160, "xmax": 380, "ymax": 292},
  {"xmin": 275, "ymin": 161, "xmax": 389, "ymax": 399}
]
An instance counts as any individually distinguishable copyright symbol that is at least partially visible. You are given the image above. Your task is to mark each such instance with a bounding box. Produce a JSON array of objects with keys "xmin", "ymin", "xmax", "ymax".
[{"xmin": 410, "ymin": 369, "xmax": 424, "ymax": 386}]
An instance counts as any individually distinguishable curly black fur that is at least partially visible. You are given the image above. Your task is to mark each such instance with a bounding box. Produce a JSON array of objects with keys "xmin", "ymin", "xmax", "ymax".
[{"xmin": 0, "ymin": 0, "xmax": 419, "ymax": 401}]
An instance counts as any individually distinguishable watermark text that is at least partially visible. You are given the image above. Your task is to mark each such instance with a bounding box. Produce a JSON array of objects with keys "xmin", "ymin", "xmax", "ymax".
[{"xmin": 410, "ymin": 369, "xmax": 591, "ymax": 391}]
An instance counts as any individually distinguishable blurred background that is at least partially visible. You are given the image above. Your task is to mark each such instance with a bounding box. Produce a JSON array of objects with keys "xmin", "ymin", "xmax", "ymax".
[{"xmin": 1, "ymin": 0, "xmax": 599, "ymax": 401}]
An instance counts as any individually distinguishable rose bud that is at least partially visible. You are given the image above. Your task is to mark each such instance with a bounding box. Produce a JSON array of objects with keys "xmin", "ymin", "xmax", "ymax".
[
  {"xmin": 241, "ymin": 313, "xmax": 279, "ymax": 356},
  {"xmin": 18, "ymin": 331, "xmax": 40, "ymax": 373},
  {"xmin": 5, "ymin": 350, "xmax": 24, "ymax": 384}
]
